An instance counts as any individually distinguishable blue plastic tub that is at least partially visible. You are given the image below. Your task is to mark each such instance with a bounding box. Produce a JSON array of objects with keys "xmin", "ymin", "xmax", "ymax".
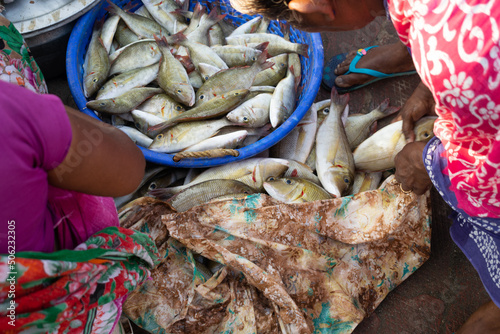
[{"xmin": 66, "ymin": 0, "xmax": 323, "ymax": 168}]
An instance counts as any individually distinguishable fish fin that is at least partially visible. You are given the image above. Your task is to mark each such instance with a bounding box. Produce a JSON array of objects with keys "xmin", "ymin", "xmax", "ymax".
[
  {"xmin": 254, "ymin": 41, "xmax": 270, "ymax": 52},
  {"xmin": 289, "ymin": 65, "xmax": 295, "ymax": 77},
  {"xmin": 370, "ymin": 121, "xmax": 378, "ymax": 134},
  {"xmin": 295, "ymin": 43, "xmax": 309, "ymax": 58},
  {"xmin": 341, "ymin": 104, "xmax": 349, "ymax": 126}
]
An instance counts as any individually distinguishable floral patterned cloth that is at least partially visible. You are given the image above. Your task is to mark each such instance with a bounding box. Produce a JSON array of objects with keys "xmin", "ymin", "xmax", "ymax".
[
  {"xmin": 0, "ymin": 14, "xmax": 47, "ymax": 94},
  {"xmin": 120, "ymin": 178, "xmax": 431, "ymax": 334},
  {"xmin": 0, "ymin": 227, "xmax": 160, "ymax": 333},
  {"xmin": 388, "ymin": 0, "xmax": 500, "ymax": 218},
  {"xmin": 424, "ymin": 137, "xmax": 500, "ymax": 307}
]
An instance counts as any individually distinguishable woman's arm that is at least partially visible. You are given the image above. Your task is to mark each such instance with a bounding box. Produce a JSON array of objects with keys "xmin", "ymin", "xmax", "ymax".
[{"xmin": 47, "ymin": 106, "xmax": 145, "ymax": 197}]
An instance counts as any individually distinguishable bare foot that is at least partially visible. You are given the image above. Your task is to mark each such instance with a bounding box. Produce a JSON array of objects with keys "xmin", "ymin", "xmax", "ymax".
[
  {"xmin": 334, "ymin": 41, "xmax": 415, "ymax": 89},
  {"xmin": 456, "ymin": 300, "xmax": 500, "ymax": 334}
]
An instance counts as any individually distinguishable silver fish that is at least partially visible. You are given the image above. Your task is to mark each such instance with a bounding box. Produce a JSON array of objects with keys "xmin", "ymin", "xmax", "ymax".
[
  {"xmin": 345, "ymin": 99, "xmax": 400, "ymax": 150},
  {"xmin": 109, "ymin": 40, "xmax": 161, "ymax": 75},
  {"xmin": 195, "ymin": 51, "xmax": 272, "ymax": 106},
  {"xmin": 349, "ymin": 171, "xmax": 383, "ymax": 195},
  {"xmin": 211, "ymin": 42, "xmax": 267, "ymax": 67},
  {"xmin": 136, "ymin": 93, "xmax": 185, "ymax": 120},
  {"xmin": 131, "ymin": 109, "xmax": 166, "ymax": 134},
  {"xmin": 252, "ymin": 54, "xmax": 288, "ymax": 87},
  {"xmin": 171, "ymin": 32, "xmax": 229, "ymax": 71},
  {"xmin": 226, "ymin": 93, "xmax": 272, "ymax": 127},
  {"xmin": 228, "ymin": 16, "xmax": 262, "ymax": 36},
  {"xmin": 115, "ymin": 125, "xmax": 154, "ymax": 148},
  {"xmin": 155, "ymin": 36, "xmax": 195, "ymax": 106},
  {"xmin": 316, "ymin": 88, "xmax": 354, "ymax": 197},
  {"xmin": 152, "ymin": 157, "xmax": 290, "ymax": 195},
  {"xmin": 165, "ymin": 179, "xmax": 255, "ymax": 212},
  {"xmin": 263, "ymin": 177, "xmax": 332, "ymax": 203},
  {"xmin": 142, "ymin": 0, "xmax": 188, "ymax": 34},
  {"xmin": 226, "ymin": 33, "xmax": 308, "ymax": 57},
  {"xmin": 83, "ymin": 20, "xmax": 110, "ymax": 98},
  {"xmin": 149, "ymin": 118, "xmax": 234, "ymax": 153},
  {"xmin": 86, "ymin": 87, "xmax": 163, "ymax": 114},
  {"xmin": 270, "ymin": 101, "xmax": 317, "ymax": 163},
  {"xmin": 183, "ymin": 130, "xmax": 248, "ymax": 152},
  {"xmin": 105, "ymin": 1, "xmax": 169, "ymax": 39},
  {"xmin": 96, "ymin": 63, "xmax": 159, "ymax": 100},
  {"xmin": 353, "ymin": 117, "xmax": 437, "ymax": 172},
  {"xmin": 269, "ymin": 65, "xmax": 296, "ymax": 128},
  {"xmin": 100, "ymin": 14, "xmax": 120, "ymax": 54}
]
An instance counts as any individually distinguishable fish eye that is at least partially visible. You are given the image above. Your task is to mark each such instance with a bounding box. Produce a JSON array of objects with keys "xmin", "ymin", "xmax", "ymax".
[
  {"xmin": 422, "ymin": 131, "xmax": 430, "ymax": 138},
  {"xmin": 99, "ymin": 102, "xmax": 106, "ymax": 106},
  {"xmin": 344, "ymin": 178, "xmax": 350, "ymax": 184},
  {"xmin": 267, "ymin": 176, "xmax": 275, "ymax": 181},
  {"xmin": 175, "ymin": 105, "xmax": 182, "ymax": 111},
  {"xmin": 199, "ymin": 94, "xmax": 205, "ymax": 100},
  {"xmin": 177, "ymin": 89, "xmax": 182, "ymax": 93},
  {"xmin": 204, "ymin": 75, "xmax": 209, "ymax": 80},
  {"xmin": 280, "ymin": 63, "xmax": 286, "ymax": 67},
  {"xmin": 243, "ymin": 116, "xmax": 248, "ymax": 121},
  {"xmin": 149, "ymin": 182, "xmax": 157, "ymax": 190},
  {"xmin": 93, "ymin": 78, "xmax": 98, "ymax": 83},
  {"xmin": 156, "ymin": 134, "xmax": 164, "ymax": 140},
  {"xmin": 322, "ymin": 108, "xmax": 330, "ymax": 115},
  {"xmin": 251, "ymin": 57, "xmax": 256, "ymax": 61},
  {"xmin": 286, "ymin": 179, "xmax": 292, "ymax": 184},
  {"xmin": 235, "ymin": 92, "xmax": 239, "ymax": 95}
]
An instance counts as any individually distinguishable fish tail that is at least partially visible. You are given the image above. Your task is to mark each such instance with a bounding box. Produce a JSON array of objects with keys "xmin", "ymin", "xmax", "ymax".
[
  {"xmin": 122, "ymin": 1, "xmax": 135, "ymax": 12},
  {"xmin": 256, "ymin": 50, "xmax": 274, "ymax": 70},
  {"xmin": 330, "ymin": 86, "xmax": 350, "ymax": 108},
  {"xmin": 294, "ymin": 43, "xmax": 309, "ymax": 58},
  {"xmin": 279, "ymin": 21, "xmax": 291, "ymax": 41},
  {"xmin": 206, "ymin": 7, "xmax": 227, "ymax": 24},
  {"xmin": 193, "ymin": 2, "xmax": 206, "ymax": 19},
  {"xmin": 170, "ymin": 31, "xmax": 187, "ymax": 45},
  {"xmin": 154, "ymin": 34, "xmax": 170, "ymax": 48},
  {"xmin": 148, "ymin": 187, "xmax": 178, "ymax": 200},
  {"xmin": 172, "ymin": 8, "xmax": 191, "ymax": 19},
  {"xmin": 104, "ymin": 0, "xmax": 122, "ymax": 16}
]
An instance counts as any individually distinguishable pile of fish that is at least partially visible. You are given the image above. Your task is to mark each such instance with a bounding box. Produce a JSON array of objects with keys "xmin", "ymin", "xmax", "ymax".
[
  {"xmin": 83, "ymin": 0, "xmax": 309, "ymax": 156},
  {"xmin": 116, "ymin": 86, "xmax": 437, "ymax": 211}
]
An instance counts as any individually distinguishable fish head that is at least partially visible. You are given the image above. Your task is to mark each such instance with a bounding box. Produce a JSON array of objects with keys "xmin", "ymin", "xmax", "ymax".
[
  {"xmin": 86, "ymin": 99, "xmax": 114, "ymax": 112},
  {"xmin": 173, "ymin": 83, "xmax": 196, "ymax": 107},
  {"xmin": 84, "ymin": 72, "xmax": 106, "ymax": 98},
  {"xmin": 194, "ymin": 90, "xmax": 213, "ymax": 107},
  {"xmin": 414, "ymin": 116, "xmax": 437, "ymax": 142},
  {"xmin": 263, "ymin": 177, "xmax": 303, "ymax": 203},
  {"xmin": 325, "ymin": 167, "xmax": 354, "ymax": 197},
  {"xmin": 149, "ymin": 132, "xmax": 172, "ymax": 152},
  {"xmin": 226, "ymin": 106, "xmax": 252, "ymax": 124},
  {"xmin": 317, "ymin": 104, "xmax": 330, "ymax": 124},
  {"xmin": 253, "ymin": 158, "xmax": 290, "ymax": 189}
]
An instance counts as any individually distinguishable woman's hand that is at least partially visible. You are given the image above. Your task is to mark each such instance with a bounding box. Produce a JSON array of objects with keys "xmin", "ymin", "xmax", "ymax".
[
  {"xmin": 399, "ymin": 81, "xmax": 437, "ymax": 142},
  {"xmin": 394, "ymin": 141, "xmax": 432, "ymax": 195}
]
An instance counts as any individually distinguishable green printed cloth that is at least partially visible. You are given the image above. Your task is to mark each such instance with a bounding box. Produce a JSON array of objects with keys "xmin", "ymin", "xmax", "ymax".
[
  {"xmin": 0, "ymin": 227, "xmax": 160, "ymax": 333},
  {"xmin": 122, "ymin": 176, "xmax": 431, "ymax": 333}
]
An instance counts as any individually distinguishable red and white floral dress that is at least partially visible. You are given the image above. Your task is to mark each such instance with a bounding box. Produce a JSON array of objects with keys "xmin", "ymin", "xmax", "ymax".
[{"xmin": 388, "ymin": 0, "xmax": 500, "ymax": 307}]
